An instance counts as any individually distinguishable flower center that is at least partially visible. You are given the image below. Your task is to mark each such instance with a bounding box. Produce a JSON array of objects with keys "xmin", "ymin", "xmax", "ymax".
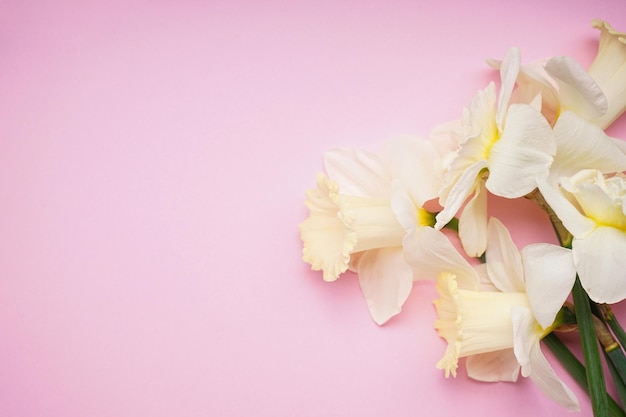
[
  {"xmin": 417, "ymin": 207, "xmax": 436, "ymax": 227},
  {"xmin": 561, "ymin": 170, "xmax": 626, "ymax": 232}
]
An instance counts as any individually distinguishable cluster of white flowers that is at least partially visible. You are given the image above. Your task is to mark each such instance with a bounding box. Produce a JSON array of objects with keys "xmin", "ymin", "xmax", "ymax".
[{"xmin": 300, "ymin": 20, "xmax": 626, "ymax": 412}]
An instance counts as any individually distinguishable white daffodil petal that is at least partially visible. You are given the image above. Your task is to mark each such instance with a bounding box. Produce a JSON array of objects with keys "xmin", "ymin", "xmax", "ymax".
[
  {"xmin": 589, "ymin": 20, "xmax": 626, "ymax": 82},
  {"xmin": 522, "ymin": 243, "xmax": 576, "ymax": 329},
  {"xmin": 466, "ymin": 350, "xmax": 520, "ymax": 382},
  {"xmin": 323, "ymin": 148, "xmax": 391, "ymax": 198},
  {"xmin": 474, "ymin": 263, "xmax": 498, "ymax": 291},
  {"xmin": 536, "ymin": 175, "xmax": 596, "ymax": 239},
  {"xmin": 403, "ymin": 226, "xmax": 479, "ymax": 289},
  {"xmin": 612, "ymin": 135, "xmax": 626, "ymax": 156},
  {"xmin": 589, "ymin": 19, "xmax": 626, "ymax": 129},
  {"xmin": 487, "ymin": 104, "xmax": 555, "ymax": 198},
  {"xmin": 488, "ymin": 55, "xmax": 561, "ymax": 125},
  {"xmin": 551, "ymin": 112, "xmax": 626, "ymax": 178},
  {"xmin": 485, "ymin": 57, "xmax": 501, "ymax": 69},
  {"xmin": 527, "ymin": 92, "xmax": 542, "ymax": 113},
  {"xmin": 566, "ymin": 176, "xmax": 626, "ymax": 229},
  {"xmin": 464, "ymin": 83, "xmax": 498, "ymax": 143},
  {"xmin": 528, "ymin": 343, "xmax": 580, "ymax": 411},
  {"xmin": 458, "ymin": 179, "xmax": 488, "ymax": 257},
  {"xmin": 573, "ymin": 227, "xmax": 626, "ymax": 304},
  {"xmin": 545, "ymin": 55, "xmax": 607, "ymax": 119},
  {"xmin": 353, "ymin": 247, "xmax": 413, "ymax": 325},
  {"xmin": 486, "ymin": 218, "xmax": 525, "ymax": 293},
  {"xmin": 430, "ymin": 119, "xmax": 464, "ymax": 155},
  {"xmin": 389, "ymin": 180, "xmax": 419, "ymax": 234},
  {"xmin": 380, "ymin": 136, "xmax": 441, "ymax": 207},
  {"xmin": 511, "ymin": 307, "xmax": 538, "ymax": 378},
  {"xmin": 435, "ymin": 160, "xmax": 488, "ymax": 229},
  {"xmin": 496, "ymin": 47, "xmax": 521, "ymax": 130},
  {"xmin": 563, "ymin": 170, "xmax": 626, "ymax": 230}
]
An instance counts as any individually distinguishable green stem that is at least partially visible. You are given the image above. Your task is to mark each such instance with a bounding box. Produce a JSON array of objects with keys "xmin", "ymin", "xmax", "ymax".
[
  {"xmin": 528, "ymin": 188, "xmax": 622, "ymax": 416},
  {"xmin": 602, "ymin": 305, "xmax": 626, "ymax": 350},
  {"xmin": 543, "ymin": 333, "xmax": 626, "ymax": 417},
  {"xmin": 442, "ymin": 216, "xmax": 458, "ymax": 233},
  {"xmin": 606, "ymin": 348, "xmax": 626, "ymax": 408},
  {"xmin": 573, "ymin": 277, "xmax": 611, "ymax": 417},
  {"xmin": 525, "ymin": 189, "xmax": 572, "ymax": 248},
  {"xmin": 592, "ymin": 304, "xmax": 626, "ymax": 407}
]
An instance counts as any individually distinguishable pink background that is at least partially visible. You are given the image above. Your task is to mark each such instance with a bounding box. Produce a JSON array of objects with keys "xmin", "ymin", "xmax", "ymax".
[{"xmin": 2, "ymin": 1, "xmax": 626, "ymax": 416}]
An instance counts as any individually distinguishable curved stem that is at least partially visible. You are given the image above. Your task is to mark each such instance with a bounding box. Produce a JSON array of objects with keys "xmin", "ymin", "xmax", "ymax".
[{"xmin": 525, "ymin": 189, "xmax": 573, "ymax": 248}]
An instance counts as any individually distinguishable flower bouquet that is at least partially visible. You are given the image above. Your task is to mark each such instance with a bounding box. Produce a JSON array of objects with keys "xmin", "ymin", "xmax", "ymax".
[{"xmin": 300, "ymin": 20, "xmax": 626, "ymax": 416}]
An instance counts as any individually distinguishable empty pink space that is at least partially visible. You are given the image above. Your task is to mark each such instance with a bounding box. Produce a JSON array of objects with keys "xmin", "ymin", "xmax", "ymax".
[{"xmin": 1, "ymin": 1, "xmax": 626, "ymax": 416}]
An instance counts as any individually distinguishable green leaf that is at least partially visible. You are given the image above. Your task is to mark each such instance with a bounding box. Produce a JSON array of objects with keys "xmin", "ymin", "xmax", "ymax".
[
  {"xmin": 606, "ymin": 348, "xmax": 626, "ymax": 409},
  {"xmin": 543, "ymin": 333, "xmax": 626, "ymax": 417},
  {"xmin": 573, "ymin": 277, "xmax": 611, "ymax": 417}
]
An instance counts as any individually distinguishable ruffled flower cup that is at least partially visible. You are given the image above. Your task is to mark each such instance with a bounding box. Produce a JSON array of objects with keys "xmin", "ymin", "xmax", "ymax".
[
  {"xmin": 434, "ymin": 271, "xmax": 531, "ymax": 378},
  {"xmin": 301, "ymin": 172, "xmax": 405, "ymax": 282},
  {"xmin": 300, "ymin": 141, "xmax": 442, "ymax": 324},
  {"xmin": 411, "ymin": 218, "xmax": 579, "ymax": 410},
  {"xmin": 588, "ymin": 19, "xmax": 626, "ymax": 129}
]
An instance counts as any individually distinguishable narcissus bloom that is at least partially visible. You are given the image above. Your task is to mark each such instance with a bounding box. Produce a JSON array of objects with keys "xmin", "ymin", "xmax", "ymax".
[
  {"xmin": 561, "ymin": 170, "xmax": 626, "ymax": 302},
  {"xmin": 486, "ymin": 54, "xmax": 607, "ymax": 128},
  {"xmin": 537, "ymin": 112, "xmax": 626, "ymax": 303},
  {"xmin": 486, "ymin": 19, "xmax": 626, "ymax": 130},
  {"xmin": 300, "ymin": 139, "xmax": 441, "ymax": 324},
  {"xmin": 301, "ymin": 170, "xmax": 405, "ymax": 282},
  {"xmin": 435, "ymin": 48, "xmax": 555, "ymax": 256},
  {"xmin": 588, "ymin": 19, "xmax": 626, "ymax": 129},
  {"xmin": 422, "ymin": 218, "xmax": 579, "ymax": 410}
]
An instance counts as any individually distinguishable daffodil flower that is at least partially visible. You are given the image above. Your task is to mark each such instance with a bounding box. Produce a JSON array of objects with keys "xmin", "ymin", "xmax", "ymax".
[
  {"xmin": 409, "ymin": 218, "xmax": 579, "ymax": 410},
  {"xmin": 435, "ymin": 47, "xmax": 555, "ymax": 256},
  {"xmin": 486, "ymin": 20, "xmax": 626, "ymax": 130},
  {"xmin": 537, "ymin": 111, "xmax": 626, "ymax": 303},
  {"xmin": 486, "ymin": 54, "xmax": 607, "ymax": 128},
  {"xmin": 588, "ymin": 19, "xmax": 626, "ymax": 129},
  {"xmin": 300, "ymin": 138, "xmax": 441, "ymax": 324}
]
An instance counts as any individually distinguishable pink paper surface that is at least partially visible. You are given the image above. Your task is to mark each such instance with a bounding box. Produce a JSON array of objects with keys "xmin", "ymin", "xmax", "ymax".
[{"xmin": 2, "ymin": 1, "xmax": 626, "ymax": 416}]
